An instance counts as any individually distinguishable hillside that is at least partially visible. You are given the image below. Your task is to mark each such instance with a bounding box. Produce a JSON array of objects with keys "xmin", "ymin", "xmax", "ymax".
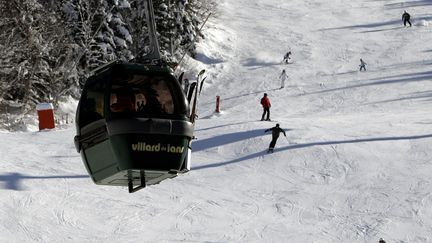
[{"xmin": 1, "ymin": 0, "xmax": 432, "ymax": 242}]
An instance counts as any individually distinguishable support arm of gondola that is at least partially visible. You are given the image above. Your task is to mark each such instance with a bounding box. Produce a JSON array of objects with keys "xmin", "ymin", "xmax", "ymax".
[
  {"xmin": 128, "ymin": 170, "xmax": 146, "ymax": 193},
  {"xmin": 143, "ymin": 0, "xmax": 161, "ymax": 61},
  {"xmin": 190, "ymin": 70, "xmax": 205, "ymax": 123}
]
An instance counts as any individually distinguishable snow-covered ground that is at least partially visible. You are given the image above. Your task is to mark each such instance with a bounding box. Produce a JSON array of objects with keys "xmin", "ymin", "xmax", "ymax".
[{"xmin": 2, "ymin": 0, "xmax": 432, "ymax": 242}]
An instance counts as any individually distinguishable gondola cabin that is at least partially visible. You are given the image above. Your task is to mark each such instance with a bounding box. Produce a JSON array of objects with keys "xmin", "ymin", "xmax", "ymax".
[{"xmin": 74, "ymin": 62, "xmax": 193, "ymax": 192}]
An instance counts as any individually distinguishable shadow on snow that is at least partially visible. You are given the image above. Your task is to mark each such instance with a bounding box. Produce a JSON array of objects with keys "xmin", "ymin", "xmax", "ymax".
[
  {"xmin": 306, "ymin": 70, "xmax": 432, "ymax": 95},
  {"xmin": 319, "ymin": 20, "xmax": 401, "ymax": 31},
  {"xmin": 196, "ymin": 121, "xmax": 255, "ymax": 132},
  {"xmin": 384, "ymin": 0, "xmax": 432, "ymax": 9},
  {"xmin": 195, "ymin": 53, "xmax": 225, "ymax": 65},
  {"xmin": 192, "ymin": 129, "xmax": 268, "ymax": 152},
  {"xmin": 0, "ymin": 173, "xmax": 88, "ymax": 191},
  {"xmin": 242, "ymin": 57, "xmax": 281, "ymax": 69},
  {"xmin": 193, "ymin": 133, "xmax": 432, "ymax": 170},
  {"xmin": 319, "ymin": 16, "xmax": 432, "ymax": 32},
  {"xmin": 367, "ymin": 90, "xmax": 432, "ymax": 104}
]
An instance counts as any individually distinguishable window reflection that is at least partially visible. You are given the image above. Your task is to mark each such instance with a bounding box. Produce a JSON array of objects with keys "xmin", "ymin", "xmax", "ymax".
[
  {"xmin": 110, "ymin": 75, "xmax": 175, "ymax": 116},
  {"xmin": 79, "ymin": 82, "xmax": 105, "ymax": 127}
]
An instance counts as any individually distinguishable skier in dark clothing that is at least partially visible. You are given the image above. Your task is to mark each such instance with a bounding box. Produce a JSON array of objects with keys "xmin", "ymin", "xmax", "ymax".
[
  {"xmin": 264, "ymin": 123, "xmax": 286, "ymax": 153},
  {"xmin": 402, "ymin": 11, "xmax": 411, "ymax": 27},
  {"xmin": 260, "ymin": 93, "xmax": 271, "ymax": 121},
  {"xmin": 379, "ymin": 238, "xmax": 386, "ymax": 243},
  {"xmin": 283, "ymin": 51, "xmax": 292, "ymax": 64},
  {"xmin": 359, "ymin": 58, "xmax": 367, "ymax": 71}
]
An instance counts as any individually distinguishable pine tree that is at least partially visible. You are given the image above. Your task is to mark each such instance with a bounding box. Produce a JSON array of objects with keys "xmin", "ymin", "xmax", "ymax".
[
  {"xmin": 0, "ymin": 0, "xmax": 215, "ymax": 128},
  {"xmin": 62, "ymin": 0, "xmax": 133, "ymax": 74},
  {"xmin": 0, "ymin": 0, "xmax": 71, "ymax": 109}
]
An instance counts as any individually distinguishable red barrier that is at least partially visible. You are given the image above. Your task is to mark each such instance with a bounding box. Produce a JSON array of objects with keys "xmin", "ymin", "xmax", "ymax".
[{"xmin": 36, "ymin": 103, "xmax": 55, "ymax": 130}]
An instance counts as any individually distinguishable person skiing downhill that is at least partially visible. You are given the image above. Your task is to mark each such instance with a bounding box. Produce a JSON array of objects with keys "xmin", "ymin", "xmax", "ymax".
[
  {"xmin": 359, "ymin": 58, "xmax": 367, "ymax": 71},
  {"xmin": 260, "ymin": 93, "xmax": 271, "ymax": 121},
  {"xmin": 402, "ymin": 11, "xmax": 412, "ymax": 27},
  {"xmin": 264, "ymin": 123, "xmax": 286, "ymax": 153},
  {"xmin": 283, "ymin": 51, "xmax": 292, "ymax": 64},
  {"xmin": 279, "ymin": 69, "xmax": 288, "ymax": 89}
]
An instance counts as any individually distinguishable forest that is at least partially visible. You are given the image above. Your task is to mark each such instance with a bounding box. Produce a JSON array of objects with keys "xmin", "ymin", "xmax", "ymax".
[{"xmin": 0, "ymin": 0, "xmax": 214, "ymax": 128}]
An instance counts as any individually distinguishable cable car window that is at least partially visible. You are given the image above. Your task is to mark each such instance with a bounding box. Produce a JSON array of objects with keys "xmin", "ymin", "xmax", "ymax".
[
  {"xmin": 79, "ymin": 83, "xmax": 105, "ymax": 127},
  {"xmin": 110, "ymin": 74, "xmax": 175, "ymax": 116},
  {"xmin": 110, "ymin": 86, "xmax": 136, "ymax": 113}
]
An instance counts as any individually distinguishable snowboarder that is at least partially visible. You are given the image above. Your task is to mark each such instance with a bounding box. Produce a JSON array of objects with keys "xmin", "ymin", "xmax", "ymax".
[
  {"xmin": 283, "ymin": 51, "xmax": 292, "ymax": 64},
  {"xmin": 264, "ymin": 123, "xmax": 286, "ymax": 153},
  {"xmin": 260, "ymin": 93, "xmax": 271, "ymax": 121},
  {"xmin": 279, "ymin": 69, "xmax": 288, "ymax": 89},
  {"xmin": 402, "ymin": 11, "xmax": 412, "ymax": 27},
  {"xmin": 359, "ymin": 58, "xmax": 367, "ymax": 71}
]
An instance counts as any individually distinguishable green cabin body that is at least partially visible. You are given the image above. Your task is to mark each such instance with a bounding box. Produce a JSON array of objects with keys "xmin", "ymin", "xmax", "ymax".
[{"xmin": 74, "ymin": 62, "xmax": 193, "ymax": 192}]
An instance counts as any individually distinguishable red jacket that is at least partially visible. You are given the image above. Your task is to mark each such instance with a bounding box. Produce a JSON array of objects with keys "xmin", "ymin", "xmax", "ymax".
[{"xmin": 261, "ymin": 96, "xmax": 271, "ymax": 108}]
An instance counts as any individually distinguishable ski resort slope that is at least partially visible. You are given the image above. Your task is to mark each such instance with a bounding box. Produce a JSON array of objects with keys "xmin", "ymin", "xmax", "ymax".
[{"xmin": 1, "ymin": 0, "xmax": 432, "ymax": 242}]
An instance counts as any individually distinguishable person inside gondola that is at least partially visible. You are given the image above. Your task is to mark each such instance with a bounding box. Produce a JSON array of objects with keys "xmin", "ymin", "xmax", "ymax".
[
  {"xmin": 110, "ymin": 87, "xmax": 136, "ymax": 113},
  {"xmin": 137, "ymin": 87, "xmax": 164, "ymax": 115}
]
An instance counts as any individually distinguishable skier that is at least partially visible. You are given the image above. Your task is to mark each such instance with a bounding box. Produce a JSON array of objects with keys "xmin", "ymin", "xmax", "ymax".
[
  {"xmin": 283, "ymin": 51, "xmax": 292, "ymax": 64},
  {"xmin": 264, "ymin": 123, "xmax": 286, "ymax": 153},
  {"xmin": 260, "ymin": 93, "xmax": 271, "ymax": 121},
  {"xmin": 359, "ymin": 58, "xmax": 367, "ymax": 71},
  {"xmin": 279, "ymin": 69, "xmax": 288, "ymax": 89},
  {"xmin": 379, "ymin": 238, "xmax": 386, "ymax": 243},
  {"xmin": 402, "ymin": 11, "xmax": 412, "ymax": 27}
]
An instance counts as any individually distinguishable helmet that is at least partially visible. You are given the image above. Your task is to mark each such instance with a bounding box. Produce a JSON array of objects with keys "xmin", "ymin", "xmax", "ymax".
[
  {"xmin": 264, "ymin": 93, "xmax": 268, "ymax": 96},
  {"xmin": 276, "ymin": 123, "xmax": 280, "ymax": 127}
]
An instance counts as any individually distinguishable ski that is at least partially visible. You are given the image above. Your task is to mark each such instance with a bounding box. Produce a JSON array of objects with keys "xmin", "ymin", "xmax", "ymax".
[
  {"xmin": 199, "ymin": 77, "xmax": 207, "ymax": 95},
  {"xmin": 187, "ymin": 82, "xmax": 197, "ymax": 103},
  {"xmin": 178, "ymin": 72, "xmax": 184, "ymax": 85},
  {"xmin": 190, "ymin": 69, "xmax": 206, "ymax": 123}
]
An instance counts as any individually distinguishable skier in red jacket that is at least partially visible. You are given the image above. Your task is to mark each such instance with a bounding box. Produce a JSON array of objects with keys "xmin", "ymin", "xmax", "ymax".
[{"xmin": 260, "ymin": 93, "xmax": 271, "ymax": 121}]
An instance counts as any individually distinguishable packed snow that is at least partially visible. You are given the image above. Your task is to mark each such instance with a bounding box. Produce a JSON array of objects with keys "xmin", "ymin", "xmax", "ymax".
[{"xmin": 1, "ymin": 0, "xmax": 432, "ymax": 242}]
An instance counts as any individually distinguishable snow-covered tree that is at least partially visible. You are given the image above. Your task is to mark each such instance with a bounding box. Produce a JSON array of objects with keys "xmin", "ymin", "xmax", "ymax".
[
  {"xmin": 62, "ymin": 0, "xmax": 132, "ymax": 77},
  {"xmin": 0, "ymin": 0, "xmax": 215, "ymax": 128},
  {"xmin": 153, "ymin": 0, "xmax": 207, "ymax": 61},
  {"xmin": 0, "ymin": 0, "xmax": 77, "ymax": 112}
]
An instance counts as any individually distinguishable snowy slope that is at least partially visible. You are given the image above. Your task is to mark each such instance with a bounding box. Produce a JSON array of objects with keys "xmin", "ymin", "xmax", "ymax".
[{"xmin": 2, "ymin": 0, "xmax": 432, "ymax": 242}]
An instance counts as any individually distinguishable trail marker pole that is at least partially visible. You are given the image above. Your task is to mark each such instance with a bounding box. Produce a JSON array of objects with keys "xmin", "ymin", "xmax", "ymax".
[{"xmin": 215, "ymin": 96, "xmax": 220, "ymax": 113}]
